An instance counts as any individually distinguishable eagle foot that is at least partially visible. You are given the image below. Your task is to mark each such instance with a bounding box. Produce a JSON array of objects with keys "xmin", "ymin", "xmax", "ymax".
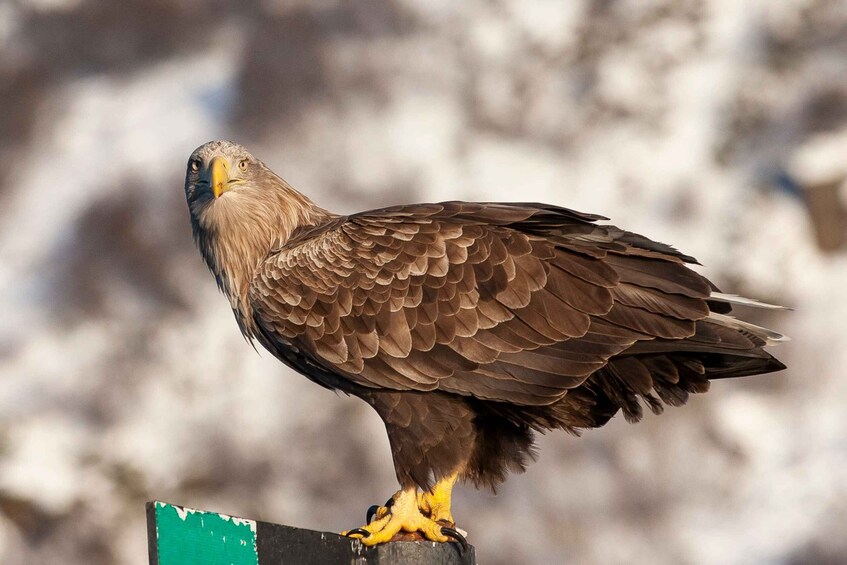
[
  {"xmin": 342, "ymin": 488, "xmax": 459, "ymax": 547},
  {"xmin": 417, "ymin": 491, "xmax": 454, "ymax": 525}
]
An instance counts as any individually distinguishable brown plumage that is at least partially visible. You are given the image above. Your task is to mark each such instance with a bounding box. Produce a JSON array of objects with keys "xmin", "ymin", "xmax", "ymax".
[{"xmin": 185, "ymin": 140, "xmax": 786, "ymax": 527}]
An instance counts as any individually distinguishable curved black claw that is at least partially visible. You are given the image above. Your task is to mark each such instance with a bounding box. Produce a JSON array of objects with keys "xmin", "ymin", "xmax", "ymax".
[
  {"xmin": 440, "ymin": 526, "xmax": 468, "ymax": 554},
  {"xmin": 366, "ymin": 505, "xmax": 380, "ymax": 524},
  {"xmin": 344, "ymin": 528, "xmax": 371, "ymax": 539}
]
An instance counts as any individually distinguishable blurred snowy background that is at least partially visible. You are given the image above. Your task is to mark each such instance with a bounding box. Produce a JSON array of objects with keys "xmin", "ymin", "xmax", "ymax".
[{"xmin": 0, "ymin": 0, "xmax": 845, "ymax": 563}]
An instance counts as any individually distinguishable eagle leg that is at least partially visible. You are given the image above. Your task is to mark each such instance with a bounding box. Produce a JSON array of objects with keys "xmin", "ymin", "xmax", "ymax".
[
  {"xmin": 417, "ymin": 472, "xmax": 458, "ymax": 525},
  {"xmin": 342, "ymin": 487, "xmax": 457, "ymax": 546}
]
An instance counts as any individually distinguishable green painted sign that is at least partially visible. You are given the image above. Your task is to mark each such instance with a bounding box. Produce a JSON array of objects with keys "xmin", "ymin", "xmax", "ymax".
[
  {"xmin": 147, "ymin": 499, "xmax": 475, "ymax": 564},
  {"xmin": 151, "ymin": 501, "xmax": 258, "ymax": 565}
]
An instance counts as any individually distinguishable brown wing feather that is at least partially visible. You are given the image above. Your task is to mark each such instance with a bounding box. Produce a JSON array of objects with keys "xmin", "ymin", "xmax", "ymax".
[{"xmin": 249, "ymin": 202, "xmax": 779, "ymax": 410}]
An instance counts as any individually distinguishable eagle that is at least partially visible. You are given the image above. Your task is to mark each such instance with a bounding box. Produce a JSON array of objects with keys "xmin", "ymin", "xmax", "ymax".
[{"xmin": 184, "ymin": 140, "xmax": 786, "ymax": 548}]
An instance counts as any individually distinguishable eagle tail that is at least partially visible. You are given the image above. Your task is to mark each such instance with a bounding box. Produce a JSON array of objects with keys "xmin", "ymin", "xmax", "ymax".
[{"xmin": 557, "ymin": 312, "xmax": 787, "ymax": 426}]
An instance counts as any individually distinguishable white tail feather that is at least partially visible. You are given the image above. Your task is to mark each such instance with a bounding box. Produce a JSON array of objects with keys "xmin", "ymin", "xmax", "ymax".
[
  {"xmin": 707, "ymin": 312, "xmax": 790, "ymax": 345},
  {"xmin": 709, "ymin": 292, "xmax": 789, "ymax": 310}
]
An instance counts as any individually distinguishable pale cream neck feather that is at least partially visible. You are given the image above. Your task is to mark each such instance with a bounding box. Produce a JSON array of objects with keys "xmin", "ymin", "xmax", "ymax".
[{"xmin": 194, "ymin": 178, "xmax": 334, "ymax": 334}]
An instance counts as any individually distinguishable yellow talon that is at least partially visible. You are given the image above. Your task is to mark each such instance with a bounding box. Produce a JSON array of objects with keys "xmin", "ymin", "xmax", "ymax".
[{"xmin": 342, "ymin": 488, "xmax": 451, "ymax": 546}]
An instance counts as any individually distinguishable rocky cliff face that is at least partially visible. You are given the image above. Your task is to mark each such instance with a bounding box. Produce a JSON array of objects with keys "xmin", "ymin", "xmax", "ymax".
[{"xmin": 0, "ymin": 1, "xmax": 842, "ymax": 564}]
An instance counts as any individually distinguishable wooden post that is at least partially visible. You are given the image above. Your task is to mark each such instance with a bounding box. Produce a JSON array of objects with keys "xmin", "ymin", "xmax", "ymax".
[{"xmin": 147, "ymin": 500, "xmax": 476, "ymax": 565}]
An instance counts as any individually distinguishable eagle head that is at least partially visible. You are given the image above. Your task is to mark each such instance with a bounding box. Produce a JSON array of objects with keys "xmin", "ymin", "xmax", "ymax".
[{"xmin": 183, "ymin": 140, "xmax": 330, "ymax": 310}]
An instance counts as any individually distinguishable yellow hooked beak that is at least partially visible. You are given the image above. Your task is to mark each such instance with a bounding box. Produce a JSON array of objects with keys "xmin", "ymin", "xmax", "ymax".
[{"xmin": 209, "ymin": 156, "xmax": 229, "ymax": 198}]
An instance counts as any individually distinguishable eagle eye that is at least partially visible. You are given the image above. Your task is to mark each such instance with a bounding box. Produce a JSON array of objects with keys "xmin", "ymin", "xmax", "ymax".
[
  {"xmin": 238, "ymin": 159, "xmax": 248, "ymax": 172},
  {"xmin": 189, "ymin": 159, "xmax": 200, "ymax": 173}
]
